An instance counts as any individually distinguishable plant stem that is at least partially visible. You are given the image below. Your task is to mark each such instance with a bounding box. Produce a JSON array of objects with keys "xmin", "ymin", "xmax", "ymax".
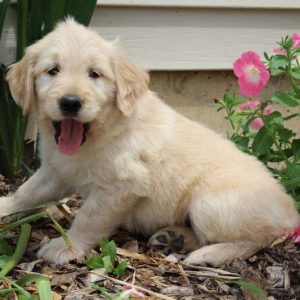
[
  {"xmin": 284, "ymin": 113, "xmax": 299, "ymax": 121},
  {"xmin": 46, "ymin": 212, "xmax": 72, "ymax": 249}
]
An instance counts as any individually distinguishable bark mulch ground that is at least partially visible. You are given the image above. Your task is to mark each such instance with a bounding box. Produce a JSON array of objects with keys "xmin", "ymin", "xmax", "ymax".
[{"xmin": 0, "ymin": 175, "xmax": 299, "ymax": 300}]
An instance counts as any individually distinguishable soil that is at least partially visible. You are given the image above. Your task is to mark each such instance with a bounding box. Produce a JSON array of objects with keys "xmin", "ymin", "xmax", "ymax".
[{"xmin": 0, "ymin": 175, "xmax": 299, "ymax": 300}]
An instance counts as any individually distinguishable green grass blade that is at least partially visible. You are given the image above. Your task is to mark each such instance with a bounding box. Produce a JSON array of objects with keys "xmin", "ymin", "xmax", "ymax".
[
  {"xmin": 36, "ymin": 276, "xmax": 52, "ymax": 300},
  {"xmin": 0, "ymin": 287, "xmax": 19, "ymax": 294},
  {"xmin": 46, "ymin": 211, "xmax": 72, "ymax": 248},
  {"xmin": 0, "ymin": 275, "xmax": 34, "ymax": 299},
  {"xmin": 0, "ymin": 0, "xmax": 11, "ymax": 39},
  {"xmin": 235, "ymin": 280, "xmax": 267, "ymax": 299},
  {"xmin": 0, "ymin": 223, "xmax": 31, "ymax": 276},
  {"xmin": 0, "ymin": 212, "xmax": 45, "ymax": 233},
  {"xmin": 17, "ymin": 273, "xmax": 52, "ymax": 300}
]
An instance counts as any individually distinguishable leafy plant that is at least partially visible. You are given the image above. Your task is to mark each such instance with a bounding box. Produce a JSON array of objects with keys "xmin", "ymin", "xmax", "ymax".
[
  {"xmin": 0, "ymin": 210, "xmax": 73, "ymax": 298},
  {"xmin": 216, "ymin": 35, "xmax": 300, "ymax": 209},
  {"xmin": 87, "ymin": 238, "xmax": 128, "ymax": 276},
  {"xmin": 0, "ymin": 0, "xmax": 97, "ymax": 176}
]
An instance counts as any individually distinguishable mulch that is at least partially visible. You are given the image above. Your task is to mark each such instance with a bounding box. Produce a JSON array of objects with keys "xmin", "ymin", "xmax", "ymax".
[{"xmin": 0, "ymin": 175, "xmax": 299, "ymax": 300}]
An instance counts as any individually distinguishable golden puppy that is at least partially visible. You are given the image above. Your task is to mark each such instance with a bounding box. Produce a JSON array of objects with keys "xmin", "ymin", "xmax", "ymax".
[{"xmin": 1, "ymin": 19, "xmax": 298, "ymax": 266}]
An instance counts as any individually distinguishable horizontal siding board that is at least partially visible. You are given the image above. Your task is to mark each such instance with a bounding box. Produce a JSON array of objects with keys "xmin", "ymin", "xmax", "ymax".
[
  {"xmin": 98, "ymin": 0, "xmax": 300, "ymax": 9},
  {"xmin": 1, "ymin": 5, "xmax": 300, "ymax": 70},
  {"xmin": 90, "ymin": 7, "xmax": 300, "ymax": 70}
]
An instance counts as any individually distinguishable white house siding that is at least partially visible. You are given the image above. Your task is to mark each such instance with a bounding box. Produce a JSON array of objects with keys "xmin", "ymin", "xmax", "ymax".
[{"xmin": 1, "ymin": 1, "xmax": 300, "ymax": 70}]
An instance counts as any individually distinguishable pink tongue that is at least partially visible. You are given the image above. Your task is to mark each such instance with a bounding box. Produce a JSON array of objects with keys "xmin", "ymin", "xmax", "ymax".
[{"xmin": 58, "ymin": 119, "xmax": 83, "ymax": 156}]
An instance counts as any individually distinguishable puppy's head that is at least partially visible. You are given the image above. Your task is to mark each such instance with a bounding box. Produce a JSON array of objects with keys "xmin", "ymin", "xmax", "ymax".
[{"xmin": 7, "ymin": 18, "xmax": 149, "ymax": 156}]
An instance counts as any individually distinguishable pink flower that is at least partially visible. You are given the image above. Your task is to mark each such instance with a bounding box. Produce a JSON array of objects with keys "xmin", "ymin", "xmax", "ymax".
[
  {"xmin": 263, "ymin": 104, "xmax": 273, "ymax": 115},
  {"xmin": 288, "ymin": 226, "xmax": 300, "ymax": 244},
  {"xmin": 292, "ymin": 33, "xmax": 300, "ymax": 48},
  {"xmin": 250, "ymin": 118, "xmax": 264, "ymax": 131},
  {"xmin": 239, "ymin": 99, "xmax": 261, "ymax": 111},
  {"xmin": 233, "ymin": 51, "xmax": 270, "ymax": 97},
  {"xmin": 273, "ymin": 48, "xmax": 287, "ymax": 56}
]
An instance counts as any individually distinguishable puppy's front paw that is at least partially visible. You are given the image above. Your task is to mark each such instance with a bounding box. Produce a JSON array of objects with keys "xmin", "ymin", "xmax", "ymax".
[
  {"xmin": 0, "ymin": 196, "xmax": 14, "ymax": 219},
  {"xmin": 37, "ymin": 237, "xmax": 84, "ymax": 265}
]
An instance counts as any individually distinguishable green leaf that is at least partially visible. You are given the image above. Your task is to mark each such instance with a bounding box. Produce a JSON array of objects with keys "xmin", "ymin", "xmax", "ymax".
[
  {"xmin": 102, "ymin": 255, "xmax": 114, "ymax": 273},
  {"xmin": 0, "ymin": 239, "xmax": 13, "ymax": 255},
  {"xmin": 0, "ymin": 255, "xmax": 11, "ymax": 269},
  {"xmin": 264, "ymin": 111, "xmax": 283, "ymax": 125},
  {"xmin": 92, "ymin": 284, "xmax": 114, "ymax": 300},
  {"xmin": 252, "ymin": 127, "xmax": 273, "ymax": 155},
  {"xmin": 272, "ymin": 92, "xmax": 300, "ymax": 107},
  {"xmin": 270, "ymin": 54, "xmax": 289, "ymax": 68},
  {"xmin": 263, "ymin": 52, "xmax": 270, "ymax": 61},
  {"xmin": 0, "ymin": 223, "xmax": 31, "ymax": 277},
  {"xmin": 231, "ymin": 136, "xmax": 250, "ymax": 153},
  {"xmin": 286, "ymin": 162, "xmax": 300, "ymax": 178},
  {"xmin": 235, "ymin": 280, "xmax": 267, "ymax": 299},
  {"xmin": 267, "ymin": 149, "xmax": 293, "ymax": 163},
  {"xmin": 228, "ymin": 114, "xmax": 243, "ymax": 124},
  {"xmin": 282, "ymin": 177, "xmax": 300, "ymax": 191},
  {"xmin": 64, "ymin": 0, "xmax": 97, "ymax": 26},
  {"xmin": 276, "ymin": 127, "xmax": 294, "ymax": 142},
  {"xmin": 292, "ymin": 139, "xmax": 300, "ymax": 161},
  {"xmin": 101, "ymin": 238, "xmax": 116, "ymax": 264},
  {"xmin": 270, "ymin": 68, "xmax": 285, "ymax": 77},
  {"xmin": 86, "ymin": 256, "xmax": 103, "ymax": 269},
  {"xmin": 291, "ymin": 69, "xmax": 300, "ymax": 80},
  {"xmin": 114, "ymin": 261, "xmax": 128, "ymax": 276}
]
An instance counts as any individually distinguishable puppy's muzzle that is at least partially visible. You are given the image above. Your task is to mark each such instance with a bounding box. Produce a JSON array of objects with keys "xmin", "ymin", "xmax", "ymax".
[{"xmin": 59, "ymin": 94, "xmax": 82, "ymax": 116}]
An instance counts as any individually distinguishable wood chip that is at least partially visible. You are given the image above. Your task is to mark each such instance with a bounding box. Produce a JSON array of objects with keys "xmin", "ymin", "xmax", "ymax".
[
  {"xmin": 86, "ymin": 268, "xmax": 107, "ymax": 283},
  {"xmin": 161, "ymin": 285, "xmax": 194, "ymax": 296}
]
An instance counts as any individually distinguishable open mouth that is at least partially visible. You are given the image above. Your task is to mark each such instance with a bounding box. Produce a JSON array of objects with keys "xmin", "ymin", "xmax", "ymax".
[{"xmin": 52, "ymin": 119, "xmax": 90, "ymax": 156}]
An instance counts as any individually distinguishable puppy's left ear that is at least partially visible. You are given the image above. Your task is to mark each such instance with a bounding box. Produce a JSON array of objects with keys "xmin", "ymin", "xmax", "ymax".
[
  {"xmin": 113, "ymin": 50, "xmax": 149, "ymax": 116},
  {"xmin": 6, "ymin": 51, "xmax": 36, "ymax": 115}
]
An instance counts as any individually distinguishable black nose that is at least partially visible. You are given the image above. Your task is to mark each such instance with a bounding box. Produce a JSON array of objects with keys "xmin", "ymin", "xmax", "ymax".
[{"xmin": 59, "ymin": 95, "xmax": 82, "ymax": 115}]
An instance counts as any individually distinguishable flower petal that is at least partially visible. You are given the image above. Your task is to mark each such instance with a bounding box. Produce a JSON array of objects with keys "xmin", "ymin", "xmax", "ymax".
[
  {"xmin": 292, "ymin": 33, "xmax": 300, "ymax": 48},
  {"xmin": 263, "ymin": 104, "xmax": 273, "ymax": 115},
  {"xmin": 250, "ymin": 118, "xmax": 264, "ymax": 131},
  {"xmin": 233, "ymin": 51, "xmax": 270, "ymax": 97}
]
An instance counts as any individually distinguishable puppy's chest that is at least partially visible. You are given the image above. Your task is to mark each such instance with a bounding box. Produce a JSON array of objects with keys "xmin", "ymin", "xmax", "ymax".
[{"xmin": 51, "ymin": 150, "xmax": 149, "ymax": 190}]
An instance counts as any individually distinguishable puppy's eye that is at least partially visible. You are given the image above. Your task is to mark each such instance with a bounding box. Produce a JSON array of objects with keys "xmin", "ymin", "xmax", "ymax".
[
  {"xmin": 47, "ymin": 67, "xmax": 60, "ymax": 76},
  {"xmin": 89, "ymin": 70, "xmax": 101, "ymax": 79}
]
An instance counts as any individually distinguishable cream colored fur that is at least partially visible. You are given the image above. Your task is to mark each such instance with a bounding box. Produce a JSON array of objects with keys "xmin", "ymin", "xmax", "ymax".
[{"xmin": 1, "ymin": 19, "xmax": 299, "ymax": 266}]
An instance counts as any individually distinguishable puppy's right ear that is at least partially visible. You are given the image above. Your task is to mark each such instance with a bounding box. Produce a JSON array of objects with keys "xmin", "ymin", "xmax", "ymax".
[
  {"xmin": 6, "ymin": 51, "xmax": 36, "ymax": 115},
  {"xmin": 113, "ymin": 50, "xmax": 149, "ymax": 116}
]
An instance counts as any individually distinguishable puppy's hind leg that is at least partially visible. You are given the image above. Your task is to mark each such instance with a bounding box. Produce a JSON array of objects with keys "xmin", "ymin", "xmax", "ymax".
[
  {"xmin": 183, "ymin": 241, "xmax": 260, "ymax": 266},
  {"xmin": 182, "ymin": 186, "xmax": 280, "ymax": 267}
]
